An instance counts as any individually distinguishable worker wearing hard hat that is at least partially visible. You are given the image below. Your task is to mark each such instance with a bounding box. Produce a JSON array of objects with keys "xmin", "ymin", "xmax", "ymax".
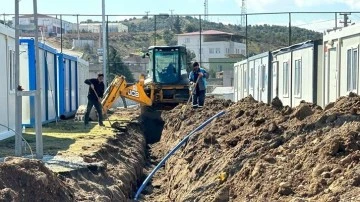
[{"xmin": 189, "ymin": 62, "xmax": 209, "ymax": 108}]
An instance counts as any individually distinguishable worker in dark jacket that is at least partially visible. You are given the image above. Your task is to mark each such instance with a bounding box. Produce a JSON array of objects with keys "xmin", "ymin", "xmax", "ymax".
[
  {"xmin": 189, "ymin": 62, "xmax": 209, "ymax": 108},
  {"xmin": 84, "ymin": 73, "xmax": 105, "ymax": 127}
]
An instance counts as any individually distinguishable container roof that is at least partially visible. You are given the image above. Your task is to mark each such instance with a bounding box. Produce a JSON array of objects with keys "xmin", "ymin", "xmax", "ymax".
[
  {"xmin": 210, "ymin": 86, "xmax": 234, "ymax": 95},
  {"xmin": 176, "ymin": 30, "xmax": 237, "ymax": 36}
]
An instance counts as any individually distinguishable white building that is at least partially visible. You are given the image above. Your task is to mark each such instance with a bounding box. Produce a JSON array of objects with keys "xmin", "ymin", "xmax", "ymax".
[
  {"xmin": 12, "ymin": 14, "xmax": 75, "ymax": 35},
  {"xmin": 177, "ymin": 30, "xmax": 245, "ymax": 69},
  {"xmin": 0, "ymin": 24, "xmax": 15, "ymax": 140},
  {"xmin": 79, "ymin": 22, "xmax": 128, "ymax": 33},
  {"xmin": 323, "ymin": 24, "xmax": 360, "ymax": 107}
]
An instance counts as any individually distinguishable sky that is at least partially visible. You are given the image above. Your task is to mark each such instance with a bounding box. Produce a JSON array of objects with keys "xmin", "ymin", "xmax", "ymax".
[{"xmin": 1, "ymin": 0, "xmax": 360, "ymax": 32}]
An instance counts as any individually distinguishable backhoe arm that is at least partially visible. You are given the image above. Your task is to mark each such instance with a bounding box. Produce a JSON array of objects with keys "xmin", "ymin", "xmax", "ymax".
[{"xmin": 101, "ymin": 75, "xmax": 152, "ymax": 114}]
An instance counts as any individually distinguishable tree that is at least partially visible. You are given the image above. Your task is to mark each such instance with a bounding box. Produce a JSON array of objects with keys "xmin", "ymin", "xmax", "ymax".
[
  {"xmin": 173, "ymin": 15, "xmax": 181, "ymax": 34},
  {"xmin": 163, "ymin": 30, "xmax": 174, "ymax": 45},
  {"xmin": 185, "ymin": 24, "xmax": 198, "ymax": 33},
  {"xmin": 108, "ymin": 46, "xmax": 135, "ymax": 83},
  {"xmin": 186, "ymin": 49, "xmax": 196, "ymax": 73}
]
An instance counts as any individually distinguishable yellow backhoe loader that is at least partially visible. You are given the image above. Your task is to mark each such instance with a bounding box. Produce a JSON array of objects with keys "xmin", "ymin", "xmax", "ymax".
[{"xmin": 75, "ymin": 46, "xmax": 191, "ymax": 142}]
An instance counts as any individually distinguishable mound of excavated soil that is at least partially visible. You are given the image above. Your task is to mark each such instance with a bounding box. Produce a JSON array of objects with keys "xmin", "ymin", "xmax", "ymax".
[
  {"xmin": 0, "ymin": 157, "xmax": 74, "ymax": 202},
  {"xmin": 64, "ymin": 121, "xmax": 146, "ymax": 201},
  {"xmin": 144, "ymin": 95, "xmax": 360, "ymax": 201},
  {"xmin": 0, "ymin": 118, "xmax": 146, "ymax": 202}
]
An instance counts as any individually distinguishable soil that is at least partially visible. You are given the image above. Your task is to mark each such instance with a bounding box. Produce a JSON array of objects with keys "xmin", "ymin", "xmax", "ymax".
[
  {"xmin": 0, "ymin": 157, "xmax": 74, "ymax": 202},
  {"xmin": 0, "ymin": 115, "xmax": 146, "ymax": 202},
  {"xmin": 142, "ymin": 95, "xmax": 360, "ymax": 202},
  {"xmin": 1, "ymin": 93, "xmax": 360, "ymax": 202}
]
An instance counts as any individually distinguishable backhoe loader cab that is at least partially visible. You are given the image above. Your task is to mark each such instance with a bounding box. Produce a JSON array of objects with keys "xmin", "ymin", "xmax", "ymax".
[
  {"xmin": 143, "ymin": 45, "xmax": 190, "ymax": 109},
  {"xmin": 146, "ymin": 46, "xmax": 187, "ymax": 84}
]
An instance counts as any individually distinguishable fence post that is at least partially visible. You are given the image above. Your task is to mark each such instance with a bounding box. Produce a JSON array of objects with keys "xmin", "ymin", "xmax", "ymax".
[
  {"xmin": 335, "ymin": 12, "xmax": 338, "ymax": 29},
  {"xmin": 245, "ymin": 14, "xmax": 248, "ymax": 58},
  {"xmin": 288, "ymin": 12, "xmax": 291, "ymax": 46},
  {"xmin": 106, "ymin": 15, "xmax": 110, "ymax": 84},
  {"xmin": 199, "ymin": 15, "xmax": 202, "ymax": 64},
  {"xmin": 60, "ymin": 14, "xmax": 63, "ymax": 53},
  {"xmin": 154, "ymin": 15, "xmax": 156, "ymax": 46},
  {"xmin": 77, "ymin": 14, "xmax": 80, "ymax": 40}
]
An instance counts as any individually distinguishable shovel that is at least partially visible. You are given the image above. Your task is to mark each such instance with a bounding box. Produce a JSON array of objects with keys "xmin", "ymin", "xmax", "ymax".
[
  {"xmin": 180, "ymin": 76, "xmax": 200, "ymax": 120},
  {"xmin": 91, "ymin": 86, "xmax": 112, "ymax": 126}
]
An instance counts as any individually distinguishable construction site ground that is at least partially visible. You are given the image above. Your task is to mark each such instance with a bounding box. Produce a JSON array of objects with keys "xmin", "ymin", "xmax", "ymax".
[
  {"xmin": 0, "ymin": 95, "xmax": 360, "ymax": 201},
  {"xmin": 0, "ymin": 108, "xmax": 145, "ymax": 201}
]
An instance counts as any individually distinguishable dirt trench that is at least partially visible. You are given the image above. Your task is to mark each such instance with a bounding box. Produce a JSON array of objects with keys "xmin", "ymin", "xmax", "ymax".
[{"xmin": 0, "ymin": 119, "xmax": 156, "ymax": 202}]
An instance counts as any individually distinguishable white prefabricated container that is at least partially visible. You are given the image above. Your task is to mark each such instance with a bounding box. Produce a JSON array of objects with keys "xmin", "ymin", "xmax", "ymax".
[
  {"xmin": 323, "ymin": 24, "xmax": 360, "ymax": 107},
  {"xmin": 247, "ymin": 52, "xmax": 271, "ymax": 103},
  {"xmin": 19, "ymin": 38, "xmax": 58, "ymax": 126},
  {"xmin": 57, "ymin": 53, "xmax": 81, "ymax": 119},
  {"xmin": 233, "ymin": 59, "xmax": 248, "ymax": 101},
  {"xmin": 272, "ymin": 40, "xmax": 323, "ymax": 107},
  {"xmin": 0, "ymin": 24, "xmax": 15, "ymax": 140},
  {"xmin": 19, "ymin": 38, "xmax": 90, "ymax": 126}
]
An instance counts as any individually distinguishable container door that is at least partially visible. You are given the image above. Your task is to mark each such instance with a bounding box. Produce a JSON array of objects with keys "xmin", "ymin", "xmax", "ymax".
[
  {"xmin": 326, "ymin": 48, "xmax": 337, "ymax": 104},
  {"xmin": 272, "ymin": 61, "xmax": 279, "ymax": 98}
]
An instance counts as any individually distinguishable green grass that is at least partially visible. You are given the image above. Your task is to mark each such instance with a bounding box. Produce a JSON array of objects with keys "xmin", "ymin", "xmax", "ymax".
[{"xmin": 0, "ymin": 116, "xmax": 129, "ymax": 158}]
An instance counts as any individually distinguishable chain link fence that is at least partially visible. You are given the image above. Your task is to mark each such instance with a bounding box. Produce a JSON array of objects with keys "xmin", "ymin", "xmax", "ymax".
[{"xmin": 2, "ymin": 12, "xmax": 360, "ymax": 87}]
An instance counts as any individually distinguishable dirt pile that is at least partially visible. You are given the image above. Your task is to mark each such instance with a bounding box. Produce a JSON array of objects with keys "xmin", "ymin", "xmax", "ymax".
[
  {"xmin": 0, "ymin": 118, "xmax": 146, "ymax": 202},
  {"xmin": 144, "ymin": 95, "xmax": 360, "ymax": 201},
  {"xmin": 0, "ymin": 157, "xmax": 74, "ymax": 202},
  {"xmin": 64, "ymin": 121, "xmax": 146, "ymax": 201}
]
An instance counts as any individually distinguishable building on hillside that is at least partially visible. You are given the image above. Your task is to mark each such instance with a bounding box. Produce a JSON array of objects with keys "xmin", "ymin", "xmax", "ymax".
[
  {"xmin": 12, "ymin": 14, "xmax": 75, "ymax": 35},
  {"xmin": 79, "ymin": 22, "xmax": 128, "ymax": 33},
  {"xmin": 208, "ymin": 57, "xmax": 244, "ymax": 87},
  {"xmin": 176, "ymin": 30, "xmax": 245, "ymax": 69},
  {"xmin": 123, "ymin": 53, "xmax": 149, "ymax": 80}
]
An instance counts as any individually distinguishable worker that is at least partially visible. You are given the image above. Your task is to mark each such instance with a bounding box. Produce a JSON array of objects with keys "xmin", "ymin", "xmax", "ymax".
[
  {"xmin": 84, "ymin": 73, "xmax": 105, "ymax": 127},
  {"xmin": 189, "ymin": 62, "xmax": 209, "ymax": 108}
]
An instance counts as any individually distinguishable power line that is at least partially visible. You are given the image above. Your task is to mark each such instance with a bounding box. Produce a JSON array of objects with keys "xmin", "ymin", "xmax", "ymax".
[{"xmin": 294, "ymin": 19, "xmax": 334, "ymax": 27}]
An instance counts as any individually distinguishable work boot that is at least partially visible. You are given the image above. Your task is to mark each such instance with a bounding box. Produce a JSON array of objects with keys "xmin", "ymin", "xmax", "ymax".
[{"xmin": 99, "ymin": 123, "xmax": 105, "ymax": 127}]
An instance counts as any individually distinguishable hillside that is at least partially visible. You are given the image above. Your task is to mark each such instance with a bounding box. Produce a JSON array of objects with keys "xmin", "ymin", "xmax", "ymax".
[{"xmin": 58, "ymin": 15, "xmax": 322, "ymax": 63}]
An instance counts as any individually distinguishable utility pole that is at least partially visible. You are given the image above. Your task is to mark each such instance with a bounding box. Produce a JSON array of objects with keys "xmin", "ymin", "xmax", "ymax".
[
  {"xmin": 33, "ymin": 0, "xmax": 43, "ymax": 159},
  {"xmin": 339, "ymin": 13, "xmax": 351, "ymax": 27},
  {"xmin": 77, "ymin": 14, "xmax": 80, "ymax": 40},
  {"xmin": 145, "ymin": 11, "xmax": 150, "ymax": 23},
  {"xmin": 204, "ymin": 0, "xmax": 208, "ymax": 21},
  {"xmin": 241, "ymin": 0, "xmax": 247, "ymax": 27}
]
